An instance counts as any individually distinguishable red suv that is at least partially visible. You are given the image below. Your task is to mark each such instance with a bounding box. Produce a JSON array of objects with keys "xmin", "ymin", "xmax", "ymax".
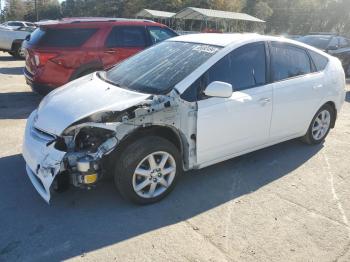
[{"xmin": 23, "ymin": 18, "xmax": 178, "ymax": 94}]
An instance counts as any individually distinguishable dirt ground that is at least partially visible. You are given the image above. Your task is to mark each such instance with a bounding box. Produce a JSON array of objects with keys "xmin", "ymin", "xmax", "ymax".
[{"xmin": 0, "ymin": 52, "xmax": 350, "ymax": 262}]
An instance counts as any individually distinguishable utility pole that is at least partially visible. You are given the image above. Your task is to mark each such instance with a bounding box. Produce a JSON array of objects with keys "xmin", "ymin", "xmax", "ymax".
[{"xmin": 35, "ymin": 0, "xmax": 38, "ymax": 21}]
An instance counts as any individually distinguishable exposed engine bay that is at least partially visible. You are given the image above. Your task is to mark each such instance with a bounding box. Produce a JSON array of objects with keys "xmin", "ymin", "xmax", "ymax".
[{"xmin": 44, "ymin": 91, "xmax": 197, "ymax": 194}]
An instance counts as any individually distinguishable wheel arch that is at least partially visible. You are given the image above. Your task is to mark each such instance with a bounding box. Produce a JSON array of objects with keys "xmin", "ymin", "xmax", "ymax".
[
  {"xmin": 323, "ymin": 101, "xmax": 337, "ymax": 128},
  {"xmin": 11, "ymin": 39, "xmax": 24, "ymax": 51},
  {"xmin": 105, "ymin": 125, "xmax": 187, "ymax": 174}
]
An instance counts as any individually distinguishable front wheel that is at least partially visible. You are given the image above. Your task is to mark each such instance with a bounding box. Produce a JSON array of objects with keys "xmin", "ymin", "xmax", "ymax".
[
  {"xmin": 9, "ymin": 44, "xmax": 25, "ymax": 59},
  {"xmin": 114, "ymin": 136, "xmax": 182, "ymax": 204},
  {"xmin": 301, "ymin": 104, "xmax": 335, "ymax": 145}
]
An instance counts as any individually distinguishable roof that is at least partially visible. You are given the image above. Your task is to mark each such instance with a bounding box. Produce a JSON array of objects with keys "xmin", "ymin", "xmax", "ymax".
[
  {"xmin": 37, "ymin": 18, "xmax": 158, "ymax": 27},
  {"xmin": 173, "ymin": 7, "xmax": 265, "ymax": 23},
  {"xmin": 169, "ymin": 33, "xmax": 330, "ymax": 51},
  {"xmin": 169, "ymin": 33, "xmax": 262, "ymax": 47},
  {"xmin": 136, "ymin": 9, "xmax": 176, "ymax": 18}
]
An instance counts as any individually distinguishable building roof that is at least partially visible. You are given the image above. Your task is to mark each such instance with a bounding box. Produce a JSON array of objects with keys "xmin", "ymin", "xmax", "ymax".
[
  {"xmin": 173, "ymin": 7, "xmax": 265, "ymax": 23},
  {"xmin": 136, "ymin": 9, "xmax": 176, "ymax": 19}
]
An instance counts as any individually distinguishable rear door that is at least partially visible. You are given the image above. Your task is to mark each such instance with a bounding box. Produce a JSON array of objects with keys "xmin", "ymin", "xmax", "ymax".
[
  {"xmin": 102, "ymin": 26, "xmax": 148, "ymax": 69},
  {"xmin": 269, "ymin": 42, "xmax": 325, "ymax": 140}
]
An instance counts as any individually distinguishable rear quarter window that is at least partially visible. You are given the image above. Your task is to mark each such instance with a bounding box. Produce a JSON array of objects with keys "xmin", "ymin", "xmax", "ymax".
[
  {"xmin": 28, "ymin": 28, "xmax": 97, "ymax": 47},
  {"xmin": 308, "ymin": 50, "xmax": 329, "ymax": 72}
]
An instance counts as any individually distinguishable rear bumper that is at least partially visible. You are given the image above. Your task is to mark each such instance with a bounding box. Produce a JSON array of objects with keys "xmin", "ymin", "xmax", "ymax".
[
  {"xmin": 22, "ymin": 111, "xmax": 66, "ymax": 203},
  {"xmin": 24, "ymin": 68, "xmax": 56, "ymax": 95}
]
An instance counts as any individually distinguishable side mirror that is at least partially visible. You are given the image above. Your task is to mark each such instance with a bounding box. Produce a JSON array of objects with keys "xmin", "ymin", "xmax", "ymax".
[
  {"xmin": 204, "ymin": 81, "xmax": 233, "ymax": 98},
  {"xmin": 327, "ymin": 45, "xmax": 338, "ymax": 51}
]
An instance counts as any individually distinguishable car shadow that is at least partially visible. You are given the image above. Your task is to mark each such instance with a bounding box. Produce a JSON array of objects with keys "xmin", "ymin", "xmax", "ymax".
[
  {"xmin": 0, "ymin": 140, "xmax": 323, "ymax": 261},
  {"xmin": 0, "ymin": 92, "xmax": 41, "ymax": 119},
  {"xmin": 0, "ymin": 55, "xmax": 19, "ymax": 61},
  {"xmin": 0, "ymin": 66, "xmax": 24, "ymax": 75}
]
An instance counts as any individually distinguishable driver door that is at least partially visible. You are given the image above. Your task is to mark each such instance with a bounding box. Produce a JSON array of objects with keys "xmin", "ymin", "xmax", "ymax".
[{"xmin": 196, "ymin": 42, "xmax": 273, "ymax": 165}]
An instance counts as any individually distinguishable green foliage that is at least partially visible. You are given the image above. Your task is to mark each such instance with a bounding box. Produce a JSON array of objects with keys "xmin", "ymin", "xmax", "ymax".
[{"xmin": 1, "ymin": 0, "xmax": 350, "ymax": 35}]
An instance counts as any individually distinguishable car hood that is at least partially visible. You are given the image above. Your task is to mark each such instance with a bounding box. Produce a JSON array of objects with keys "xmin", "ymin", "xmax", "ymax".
[{"xmin": 34, "ymin": 73, "xmax": 151, "ymax": 135}]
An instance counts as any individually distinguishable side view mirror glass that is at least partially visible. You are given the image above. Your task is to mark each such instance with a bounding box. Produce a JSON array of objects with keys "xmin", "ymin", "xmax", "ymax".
[
  {"xmin": 204, "ymin": 81, "xmax": 233, "ymax": 98},
  {"xmin": 327, "ymin": 45, "xmax": 338, "ymax": 51}
]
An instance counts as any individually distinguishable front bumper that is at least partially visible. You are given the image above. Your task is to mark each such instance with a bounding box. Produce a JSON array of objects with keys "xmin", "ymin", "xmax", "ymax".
[{"xmin": 22, "ymin": 111, "xmax": 66, "ymax": 203}]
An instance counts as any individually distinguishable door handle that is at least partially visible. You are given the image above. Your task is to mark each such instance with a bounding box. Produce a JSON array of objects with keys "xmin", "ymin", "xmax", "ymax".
[
  {"xmin": 313, "ymin": 84, "xmax": 323, "ymax": 90},
  {"xmin": 104, "ymin": 49, "xmax": 116, "ymax": 54},
  {"xmin": 258, "ymin": 97, "xmax": 271, "ymax": 105}
]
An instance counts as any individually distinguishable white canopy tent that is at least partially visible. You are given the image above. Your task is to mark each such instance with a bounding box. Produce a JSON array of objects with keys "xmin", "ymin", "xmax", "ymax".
[
  {"xmin": 173, "ymin": 7, "xmax": 264, "ymax": 23},
  {"xmin": 173, "ymin": 7, "xmax": 265, "ymax": 32},
  {"xmin": 135, "ymin": 7, "xmax": 265, "ymax": 33},
  {"xmin": 135, "ymin": 9, "xmax": 176, "ymax": 26}
]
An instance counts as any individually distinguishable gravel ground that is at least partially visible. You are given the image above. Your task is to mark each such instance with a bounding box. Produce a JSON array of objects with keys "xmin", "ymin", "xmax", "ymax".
[{"xmin": 0, "ymin": 52, "xmax": 350, "ymax": 262}]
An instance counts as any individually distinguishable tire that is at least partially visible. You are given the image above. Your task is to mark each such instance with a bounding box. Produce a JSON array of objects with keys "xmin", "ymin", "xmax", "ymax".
[
  {"xmin": 301, "ymin": 104, "xmax": 335, "ymax": 145},
  {"xmin": 11, "ymin": 43, "xmax": 25, "ymax": 59},
  {"xmin": 114, "ymin": 136, "xmax": 182, "ymax": 205},
  {"xmin": 346, "ymin": 64, "xmax": 350, "ymax": 78}
]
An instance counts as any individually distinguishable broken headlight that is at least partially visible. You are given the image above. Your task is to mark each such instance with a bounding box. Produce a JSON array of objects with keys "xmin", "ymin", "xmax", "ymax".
[{"xmin": 74, "ymin": 127, "xmax": 115, "ymax": 152}]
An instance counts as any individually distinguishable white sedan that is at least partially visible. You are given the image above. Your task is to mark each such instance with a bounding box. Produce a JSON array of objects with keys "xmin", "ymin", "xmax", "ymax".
[{"xmin": 22, "ymin": 33, "xmax": 346, "ymax": 204}]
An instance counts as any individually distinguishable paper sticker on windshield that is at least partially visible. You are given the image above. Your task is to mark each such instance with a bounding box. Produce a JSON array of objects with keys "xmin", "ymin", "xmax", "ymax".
[{"xmin": 192, "ymin": 45, "xmax": 219, "ymax": 54}]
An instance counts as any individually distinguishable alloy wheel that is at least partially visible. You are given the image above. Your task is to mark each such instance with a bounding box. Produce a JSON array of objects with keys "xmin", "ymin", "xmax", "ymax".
[
  {"xmin": 132, "ymin": 151, "xmax": 176, "ymax": 198},
  {"xmin": 312, "ymin": 110, "xmax": 331, "ymax": 140}
]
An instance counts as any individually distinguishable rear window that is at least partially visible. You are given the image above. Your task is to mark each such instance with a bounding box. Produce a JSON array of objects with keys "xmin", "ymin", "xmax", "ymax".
[
  {"xmin": 27, "ymin": 27, "xmax": 97, "ymax": 47},
  {"xmin": 309, "ymin": 50, "xmax": 329, "ymax": 72}
]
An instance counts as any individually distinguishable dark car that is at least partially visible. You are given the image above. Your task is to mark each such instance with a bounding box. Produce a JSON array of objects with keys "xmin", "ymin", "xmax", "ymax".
[
  {"xmin": 23, "ymin": 18, "xmax": 178, "ymax": 95},
  {"xmin": 298, "ymin": 34, "xmax": 350, "ymax": 76}
]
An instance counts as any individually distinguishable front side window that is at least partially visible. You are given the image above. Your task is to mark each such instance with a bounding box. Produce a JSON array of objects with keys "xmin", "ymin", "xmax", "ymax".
[
  {"xmin": 106, "ymin": 26, "xmax": 147, "ymax": 48},
  {"xmin": 8, "ymin": 22, "xmax": 23, "ymax": 27},
  {"xmin": 271, "ymin": 43, "xmax": 311, "ymax": 82},
  {"xmin": 104, "ymin": 41, "xmax": 221, "ymax": 94},
  {"xmin": 205, "ymin": 42, "xmax": 267, "ymax": 91},
  {"xmin": 181, "ymin": 42, "xmax": 267, "ymax": 102},
  {"xmin": 148, "ymin": 26, "xmax": 177, "ymax": 44}
]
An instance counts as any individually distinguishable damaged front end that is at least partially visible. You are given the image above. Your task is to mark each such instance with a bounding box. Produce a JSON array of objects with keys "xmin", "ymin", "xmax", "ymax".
[{"xmin": 23, "ymin": 91, "xmax": 196, "ymax": 203}]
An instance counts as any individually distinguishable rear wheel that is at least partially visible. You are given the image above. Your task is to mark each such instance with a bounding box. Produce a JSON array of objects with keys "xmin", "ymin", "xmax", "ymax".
[
  {"xmin": 114, "ymin": 136, "xmax": 182, "ymax": 204},
  {"xmin": 301, "ymin": 104, "xmax": 335, "ymax": 145}
]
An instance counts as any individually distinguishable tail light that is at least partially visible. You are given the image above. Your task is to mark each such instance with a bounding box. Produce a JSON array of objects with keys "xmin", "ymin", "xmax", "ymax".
[{"xmin": 33, "ymin": 52, "xmax": 59, "ymax": 67}]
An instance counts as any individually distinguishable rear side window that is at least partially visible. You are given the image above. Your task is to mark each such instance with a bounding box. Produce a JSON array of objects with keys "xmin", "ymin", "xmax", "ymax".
[
  {"xmin": 106, "ymin": 26, "xmax": 147, "ymax": 48},
  {"xmin": 204, "ymin": 42, "xmax": 267, "ymax": 91},
  {"xmin": 148, "ymin": 26, "xmax": 177, "ymax": 44},
  {"xmin": 27, "ymin": 28, "xmax": 97, "ymax": 47},
  {"xmin": 309, "ymin": 50, "xmax": 328, "ymax": 72},
  {"xmin": 271, "ymin": 43, "xmax": 311, "ymax": 82}
]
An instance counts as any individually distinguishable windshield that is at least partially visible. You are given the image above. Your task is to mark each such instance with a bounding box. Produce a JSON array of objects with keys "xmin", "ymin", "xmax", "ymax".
[
  {"xmin": 105, "ymin": 41, "xmax": 221, "ymax": 94},
  {"xmin": 298, "ymin": 35, "xmax": 332, "ymax": 49}
]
